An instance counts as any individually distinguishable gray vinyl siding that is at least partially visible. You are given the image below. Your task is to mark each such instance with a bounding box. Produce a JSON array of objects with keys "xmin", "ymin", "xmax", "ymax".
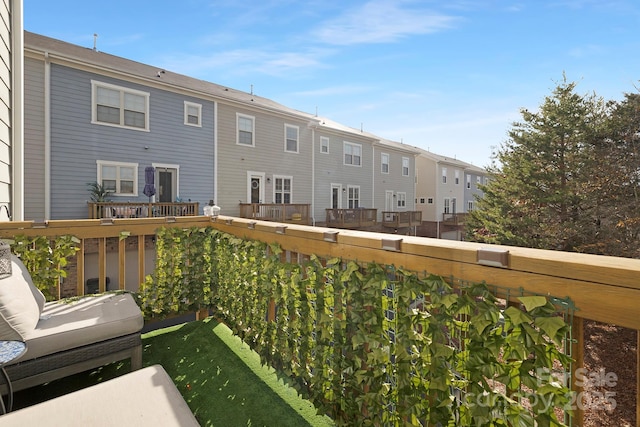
[
  {"xmin": 216, "ymin": 102, "xmax": 312, "ymax": 217},
  {"xmin": 313, "ymin": 132, "xmax": 374, "ymax": 221},
  {"xmin": 372, "ymin": 147, "xmax": 415, "ymax": 216},
  {"xmin": 24, "ymin": 57, "xmax": 46, "ymax": 220},
  {"xmin": 0, "ymin": 1, "xmax": 11, "ymax": 220},
  {"xmin": 47, "ymin": 64, "xmax": 215, "ymax": 219}
]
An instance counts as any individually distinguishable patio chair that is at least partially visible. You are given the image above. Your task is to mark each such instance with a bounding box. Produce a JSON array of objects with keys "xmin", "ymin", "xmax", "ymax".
[{"xmin": 0, "ymin": 253, "xmax": 143, "ymax": 395}]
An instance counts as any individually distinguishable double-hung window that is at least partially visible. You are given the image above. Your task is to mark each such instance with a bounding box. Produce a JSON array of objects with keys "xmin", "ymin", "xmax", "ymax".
[
  {"xmin": 444, "ymin": 198, "xmax": 451, "ymax": 214},
  {"xmin": 184, "ymin": 102, "xmax": 202, "ymax": 127},
  {"xmin": 274, "ymin": 176, "xmax": 292, "ymax": 204},
  {"xmin": 320, "ymin": 137, "xmax": 329, "ymax": 153},
  {"xmin": 402, "ymin": 157, "xmax": 409, "ymax": 176},
  {"xmin": 347, "ymin": 185, "xmax": 360, "ymax": 208},
  {"xmin": 97, "ymin": 160, "xmax": 138, "ymax": 196},
  {"xmin": 466, "ymin": 175, "xmax": 471, "ymax": 189},
  {"xmin": 455, "ymin": 170, "xmax": 460, "ymax": 185},
  {"xmin": 442, "ymin": 167, "xmax": 448, "ymax": 184},
  {"xmin": 92, "ymin": 81, "xmax": 149, "ymax": 130},
  {"xmin": 381, "ymin": 153, "xmax": 389, "ymax": 174},
  {"xmin": 397, "ymin": 192, "xmax": 406, "ymax": 208},
  {"xmin": 344, "ymin": 142, "xmax": 362, "ymax": 166},
  {"xmin": 285, "ymin": 124, "xmax": 299, "ymax": 153},
  {"xmin": 237, "ymin": 113, "xmax": 255, "ymax": 146}
]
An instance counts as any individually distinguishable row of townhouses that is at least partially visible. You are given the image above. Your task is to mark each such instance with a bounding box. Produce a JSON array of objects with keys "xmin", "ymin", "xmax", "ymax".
[{"xmin": 16, "ymin": 30, "xmax": 487, "ymax": 239}]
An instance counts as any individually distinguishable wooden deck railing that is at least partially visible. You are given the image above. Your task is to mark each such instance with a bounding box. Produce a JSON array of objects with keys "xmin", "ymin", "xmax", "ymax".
[
  {"xmin": 238, "ymin": 203, "xmax": 311, "ymax": 225},
  {"xmin": 325, "ymin": 208, "xmax": 377, "ymax": 228},
  {"xmin": 442, "ymin": 212, "xmax": 467, "ymax": 224},
  {"xmin": 87, "ymin": 202, "xmax": 200, "ymax": 219},
  {"xmin": 0, "ymin": 215, "xmax": 639, "ymax": 425},
  {"xmin": 381, "ymin": 210, "xmax": 422, "ymax": 228}
]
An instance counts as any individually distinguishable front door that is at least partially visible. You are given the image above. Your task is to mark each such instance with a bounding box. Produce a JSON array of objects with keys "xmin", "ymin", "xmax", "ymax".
[
  {"xmin": 157, "ymin": 168, "xmax": 177, "ymax": 202},
  {"xmin": 384, "ymin": 190, "xmax": 394, "ymax": 221},
  {"xmin": 247, "ymin": 172, "xmax": 265, "ymax": 204},
  {"xmin": 331, "ymin": 184, "xmax": 342, "ymax": 209}
]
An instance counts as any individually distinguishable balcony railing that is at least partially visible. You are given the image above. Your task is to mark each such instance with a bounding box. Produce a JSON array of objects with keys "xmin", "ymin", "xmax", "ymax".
[
  {"xmin": 381, "ymin": 210, "xmax": 422, "ymax": 228},
  {"xmin": 238, "ymin": 203, "xmax": 310, "ymax": 225},
  {"xmin": 325, "ymin": 208, "xmax": 377, "ymax": 228},
  {"xmin": 87, "ymin": 202, "xmax": 199, "ymax": 219},
  {"xmin": 0, "ymin": 216, "xmax": 639, "ymax": 425},
  {"xmin": 442, "ymin": 212, "xmax": 467, "ymax": 225}
]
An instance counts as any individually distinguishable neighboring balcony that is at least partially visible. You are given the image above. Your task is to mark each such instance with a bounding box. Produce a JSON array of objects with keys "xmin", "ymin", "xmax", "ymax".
[
  {"xmin": 442, "ymin": 212, "xmax": 467, "ymax": 225},
  {"xmin": 239, "ymin": 203, "xmax": 311, "ymax": 225},
  {"xmin": 325, "ymin": 208, "xmax": 377, "ymax": 229},
  {"xmin": 381, "ymin": 211, "xmax": 422, "ymax": 229},
  {"xmin": 88, "ymin": 202, "xmax": 200, "ymax": 219}
]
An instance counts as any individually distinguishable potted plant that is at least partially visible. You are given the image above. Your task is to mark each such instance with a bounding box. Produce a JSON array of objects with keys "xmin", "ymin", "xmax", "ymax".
[{"xmin": 87, "ymin": 182, "xmax": 113, "ymax": 218}]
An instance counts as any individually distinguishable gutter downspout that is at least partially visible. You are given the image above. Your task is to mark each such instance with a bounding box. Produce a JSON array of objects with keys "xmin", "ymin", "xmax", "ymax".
[
  {"xmin": 11, "ymin": 4, "xmax": 24, "ymax": 221},
  {"xmin": 44, "ymin": 51, "xmax": 51, "ymax": 220},
  {"xmin": 311, "ymin": 126, "xmax": 315, "ymax": 226},
  {"xmin": 213, "ymin": 101, "xmax": 218, "ymax": 207}
]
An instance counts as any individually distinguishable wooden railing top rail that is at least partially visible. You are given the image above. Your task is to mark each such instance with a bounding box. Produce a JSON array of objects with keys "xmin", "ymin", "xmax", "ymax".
[{"xmin": 1, "ymin": 215, "xmax": 639, "ymax": 329}]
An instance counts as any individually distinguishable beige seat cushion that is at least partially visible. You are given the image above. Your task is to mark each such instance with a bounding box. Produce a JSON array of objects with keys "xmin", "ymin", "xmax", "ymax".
[
  {"xmin": 0, "ymin": 256, "xmax": 42, "ymax": 341},
  {"xmin": 22, "ymin": 292, "xmax": 143, "ymax": 361},
  {"xmin": 0, "ymin": 365, "xmax": 200, "ymax": 426}
]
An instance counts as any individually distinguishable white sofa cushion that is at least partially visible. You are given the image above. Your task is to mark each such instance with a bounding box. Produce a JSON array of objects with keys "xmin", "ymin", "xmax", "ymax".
[
  {"xmin": 22, "ymin": 292, "xmax": 143, "ymax": 361},
  {"xmin": 0, "ymin": 256, "xmax": 42, "ymax": 341},
  {"xmin": 0, "ymin": 365, "xmax": 200, "ymax": 426},
  {"xmin": 12, "ymin": 255, "xmax": 46, "ymax": 313}
]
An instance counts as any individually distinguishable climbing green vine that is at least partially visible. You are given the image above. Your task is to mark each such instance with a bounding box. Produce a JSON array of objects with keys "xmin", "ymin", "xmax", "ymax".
[{"xmin": 10, "ymin": 234, "xmax": 79, "ymax": 300}]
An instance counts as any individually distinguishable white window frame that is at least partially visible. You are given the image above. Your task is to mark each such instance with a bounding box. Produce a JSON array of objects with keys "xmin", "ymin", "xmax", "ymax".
[
  {"xmin": 97, "ymin": 160, "xmax": 138, "ymax": 197},
  {"xmin": 344, "ymin": 142, "xmax": 362, "ymax": 166},
  {"xmin": 455, "ymin": 170, "xmax": 460, "ymax": 185},
  {"xmin": 468, "ymin": 201, "xmax": 474, "ymax": 211},
  {"xmin": 427, "ymin": 198, "xmax": 434, "ymax": 204},
  {"xmin": 444, "ymin": 198, "xmax": 451, "ymax": 214},
  {"xmin": 184, "ymin": 101, "xmax": 202, "ymax": 127},
  {"xmin": 396, "ymin": 192, "xmax": 406, "ymax": 208},
  {"xmin": 320, "ymin": 136, "xmax": 329, "ymax": 154},
  {"xmin": 273, "ymin": 175, "xmax": 293, "ymax": 204},
  {"xmin": 402, "ymin": 157, "xmax": 410, "ymax": 177},
  {"xmin": 419, "ymin": 197, "xmax": 426, "ymax": 204},
  {"xmin": 347, "ymin": 185, "xmax": 360, "ymax": 208},
  {"xmin": 381, "ymin": 153, "xmax": 390, "ymax": 174},
  {"xmin": 477, "ymin": 176, "xmax": 482, "ymax": 185},
  {"xmin": 442, "ymin": 167, "xmax": 447, "ymax": 184},
  {"xmin": 284, "ymin": 124, "xmax": 299, "ymax": 153},
  {"xmin": 237, "ymin": 113, "xmax": 255, "ymax": 146},
  {"xmin": 91, "ymin": 80, "xmax": 149, "ymax": 131},
  {"xmin": 466, "ymin": 175, "xmax": 471, "ymax": 189}
]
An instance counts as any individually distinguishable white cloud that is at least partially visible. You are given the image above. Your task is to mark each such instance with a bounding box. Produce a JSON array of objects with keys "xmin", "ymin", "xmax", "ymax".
[{"xmin": 312, "ymin": 0, "xmax": 458, "ymax": 45}]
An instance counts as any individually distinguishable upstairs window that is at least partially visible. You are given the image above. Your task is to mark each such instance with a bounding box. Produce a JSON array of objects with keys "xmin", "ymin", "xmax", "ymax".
[
  {"xmin": 92, "ymin": 81, "xmax": 149, "ymax": 130},
  {"xmin": 237, "ymin": 114, "xmax": 255, "ymax": 146},
  {"xmin": 402, "ymin": 157, "xmax": 410, "ymax": 176},
  {"xmin": 320, "ymin": 137, "xmax": 329, "ymax": 153},
  {"xmin": 97, "ymin": 160, "xmax": 138, "ymax": 196},
  {"xmin": 381, "ymin": 153, "xmax": 389, "ymax": 173},
  {"xmin": 344, "ymin": 142, "xmax": 362, "ymax": 166},
  {"xmin": 455, "ymin": 170, "xmax": 460, "ymax": 185},
  {"xmin": 285, "ymin": 124, "xmax": 299, "ymax": 153},
  {"xmin": 466, "ymin": 175, "xmax": 471, "ymax": 189},
  {"xmin": 442, "ymin": 167, "xmax": 447, "ymax": 184},
  {"xmin": 184, "ymin": 102, "xmax": 202, "ymax": 127}
]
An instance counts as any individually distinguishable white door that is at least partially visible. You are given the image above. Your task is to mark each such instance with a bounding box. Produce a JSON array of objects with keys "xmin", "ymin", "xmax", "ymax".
[{"xmin": 331, "ymin": 184, "xmax": 342, "ymax": 209}]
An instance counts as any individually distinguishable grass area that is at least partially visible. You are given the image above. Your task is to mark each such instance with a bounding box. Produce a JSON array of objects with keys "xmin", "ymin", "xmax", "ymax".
[{"xmin": 13, "ymin": 318, "xmax": 334, "ymax": 427}]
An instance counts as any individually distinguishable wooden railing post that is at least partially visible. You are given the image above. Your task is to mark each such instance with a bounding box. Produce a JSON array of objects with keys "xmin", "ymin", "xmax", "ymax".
[{"xmin": 571, "ymin": 316, "xmax": 585, "ymax": 426}]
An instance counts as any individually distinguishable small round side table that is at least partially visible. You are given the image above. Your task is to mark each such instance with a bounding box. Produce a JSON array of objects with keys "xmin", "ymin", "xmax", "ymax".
[{"xmin": 0, "ymin": 340, "xmax": 27, "ymax": 414}]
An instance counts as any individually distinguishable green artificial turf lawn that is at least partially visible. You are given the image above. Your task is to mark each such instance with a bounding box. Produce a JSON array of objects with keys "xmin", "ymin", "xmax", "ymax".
[{"xmin": 13, "ymin": 318, "xmax": 334, "ymax": 427}]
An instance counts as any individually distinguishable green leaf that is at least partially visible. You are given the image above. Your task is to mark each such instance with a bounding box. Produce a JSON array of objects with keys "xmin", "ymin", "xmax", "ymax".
[
  {"xmin": 534, "ymin": 316, "xmax": 567, "ymax": 342},
  {"xmin": 517, "ymin": 296, "xmax": 548, "ymax": 312},
  {"xmin": 504, "ymin": 306, "xmax": 532, "ymax": 326}
]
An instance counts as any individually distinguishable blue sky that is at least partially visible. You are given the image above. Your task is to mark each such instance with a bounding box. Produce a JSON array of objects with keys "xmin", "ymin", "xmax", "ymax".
[{"xmin": 24, "ymin": 0, "xmax": 640, "ymax": 167}]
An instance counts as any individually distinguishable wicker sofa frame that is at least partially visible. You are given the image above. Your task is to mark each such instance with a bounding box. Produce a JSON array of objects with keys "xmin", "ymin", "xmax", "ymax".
[{"xmin": 0, "ymin": 332, "xmax": 142, "ymax": 394}]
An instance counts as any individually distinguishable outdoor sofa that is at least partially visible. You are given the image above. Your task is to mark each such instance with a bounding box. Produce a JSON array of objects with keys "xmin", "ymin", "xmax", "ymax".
[
  {"xmin": 0, "ymin": 364, "xmax": 199, "ymax": 426},
  {"xmin": 0, "ymin": 253, "xmax": 143, "ymax": 394}
]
